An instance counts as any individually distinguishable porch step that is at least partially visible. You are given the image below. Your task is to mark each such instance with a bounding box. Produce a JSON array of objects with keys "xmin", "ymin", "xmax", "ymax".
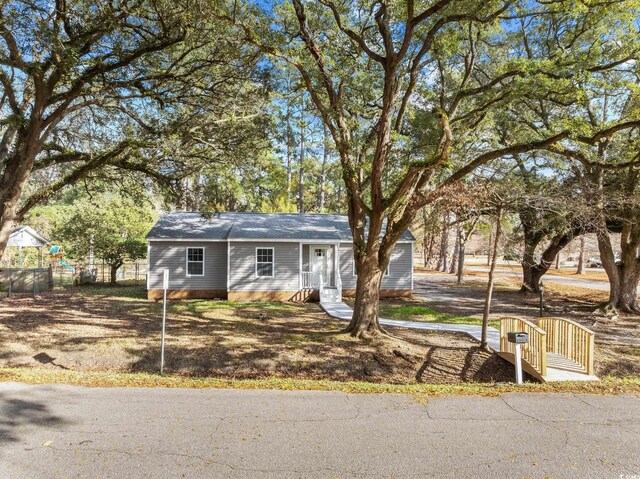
[{"xmin": 320, "ymin": 287, "xmax": 340, "ymax": 302}]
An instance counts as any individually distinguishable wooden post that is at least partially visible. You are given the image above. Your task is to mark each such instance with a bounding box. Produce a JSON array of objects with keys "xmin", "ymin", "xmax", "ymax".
[
  {"xmin": 539, "ymin": 332, "xmax": 547, "ymax": 377},
  {"xmin": 587, "ymin": 333, "xmax": 595, "ymax": 375}
]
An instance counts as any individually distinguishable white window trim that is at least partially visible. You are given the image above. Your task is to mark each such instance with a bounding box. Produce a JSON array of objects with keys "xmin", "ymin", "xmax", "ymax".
[
  {"xmin": 255, "ymin": 247, "xmax": 275, "ymax": 278},
  {"xmin": 185, "ymin": 246, "xmax": 205, "ymax": 277}
]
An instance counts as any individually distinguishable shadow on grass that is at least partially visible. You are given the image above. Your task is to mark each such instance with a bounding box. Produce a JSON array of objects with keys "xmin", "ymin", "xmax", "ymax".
[
  {"xmin": 415, "ymin": 345, "xmax": 532, "ymax": 384},
  {"xmin": 0, "ymin": 286, "xmax": 522, "ymax": 384}
]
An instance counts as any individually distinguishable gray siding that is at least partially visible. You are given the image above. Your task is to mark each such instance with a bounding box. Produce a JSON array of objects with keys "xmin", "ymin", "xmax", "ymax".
[
  {"xmin": 148, "ymin": 241, "xmax": 227, "ymax": 290},
  {"xmin": 339, "ymin": 242, "xmax": 412, "ymax": 290},
  {"xmin": 384, "ymin": 242, "xmax": 412, "ymax": 290},
  {"xmin": 228, "ymin": 242, "xmax": 300, "ymax": 291},
  {"xmin": 148, "ymin": 240, "xmax": 411, "ymax": 293}
]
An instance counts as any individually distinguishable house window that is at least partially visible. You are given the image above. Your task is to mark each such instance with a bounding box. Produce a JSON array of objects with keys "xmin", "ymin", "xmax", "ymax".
[
  {"xmin": 186, "ymin": 247, "xmax": 205, "ymax": 276},
  {"xmin": 256, "ymin": 247, "xmax": 274, "ymax": 277}
]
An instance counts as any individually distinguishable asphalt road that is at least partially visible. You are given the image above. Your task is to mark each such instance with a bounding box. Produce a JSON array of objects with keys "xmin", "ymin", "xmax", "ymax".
[{"xmin": 1, "ymin": 383, "xmax": 639, "ymax": 478}]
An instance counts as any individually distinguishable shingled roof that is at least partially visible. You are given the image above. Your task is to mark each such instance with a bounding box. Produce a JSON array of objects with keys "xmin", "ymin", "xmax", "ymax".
[{"xmin": 147, "ymin": 212, "xmax": 415, "ymax": 242}]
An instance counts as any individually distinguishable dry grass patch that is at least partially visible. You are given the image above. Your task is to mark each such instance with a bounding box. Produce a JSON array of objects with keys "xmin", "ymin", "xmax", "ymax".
[
  {"xmin": 545, "ymin": 268, "xmax": 610, "ymax": 282},
  {"xmin": 543, "ymin": 282, "xmax": 609, "ymax": 304},
  {"xmin": 2, "ymin": 368, "xmax": 638, "ymax": 397},
  {"xmin": 0, "ymin": 285, "xmax": 518, "ymax": 385}
]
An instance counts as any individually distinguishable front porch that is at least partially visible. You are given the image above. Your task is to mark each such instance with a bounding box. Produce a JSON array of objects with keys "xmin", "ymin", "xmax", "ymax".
[{"xmin": 299, "ymin": 243, "xmax": 343, "ymax": 303}]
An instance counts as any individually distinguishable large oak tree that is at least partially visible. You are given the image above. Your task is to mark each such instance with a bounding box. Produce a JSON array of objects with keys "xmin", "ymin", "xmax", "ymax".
[
  {"xmin": 0, "ymin": 0, "xmax": 268, "ymax": 258},
  {"xmin": 219, "ymin": 0, "xmax": 629, "ymax": 336}
]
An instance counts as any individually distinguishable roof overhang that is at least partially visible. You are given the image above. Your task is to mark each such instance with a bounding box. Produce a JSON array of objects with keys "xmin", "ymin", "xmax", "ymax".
[{"xmin": 7, "ymin": 226, "xmax": 50, "ymax": 247}]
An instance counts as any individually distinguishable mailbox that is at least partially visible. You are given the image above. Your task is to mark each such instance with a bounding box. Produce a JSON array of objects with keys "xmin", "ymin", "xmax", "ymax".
[{"xmin": 507, "ymin": 331, "xmax": 529, "ymax": 344}]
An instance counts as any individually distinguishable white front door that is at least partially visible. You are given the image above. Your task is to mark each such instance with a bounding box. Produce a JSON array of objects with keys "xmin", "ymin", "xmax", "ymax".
[{"xmin": 310, "ymin": 246, "xmax": 329, "ymax": 286}]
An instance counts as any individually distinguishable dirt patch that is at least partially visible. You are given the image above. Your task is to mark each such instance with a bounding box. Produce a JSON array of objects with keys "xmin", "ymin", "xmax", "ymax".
[{"xmin": 0, "ymin": 286, "xmax": 519, "ymax": 385}]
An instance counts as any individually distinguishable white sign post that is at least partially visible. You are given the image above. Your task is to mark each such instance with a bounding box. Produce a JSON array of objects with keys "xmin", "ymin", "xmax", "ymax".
[
  {"xmin": 160, "ymin": 268, "xmax": 169, "ymax": 375},
  {"xmin": 514, "ymin": 343, "xmax": 523, "ymax": 385}
]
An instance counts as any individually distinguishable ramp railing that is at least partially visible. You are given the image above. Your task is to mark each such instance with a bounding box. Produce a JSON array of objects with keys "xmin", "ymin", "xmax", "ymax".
[
  {"xmin": 500, "ymin": 317, "xmax": 547, "ymax": 377},
  {"xmin": 539, "ymin": 317, "xmax": 595, "ymax": 375}
]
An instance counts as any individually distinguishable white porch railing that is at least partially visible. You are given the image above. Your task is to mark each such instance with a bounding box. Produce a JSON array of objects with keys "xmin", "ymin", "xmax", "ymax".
[
  {"xmin": 302, "ymin": 270, "xmax": 342, "ymax": 291},
  {"xmin": 301, "ymin": 271, "xmax": 321, "ymax": 289},
  {"xmin": 301, "ymin": 241, "xmax": 342, "ymax": 300}
]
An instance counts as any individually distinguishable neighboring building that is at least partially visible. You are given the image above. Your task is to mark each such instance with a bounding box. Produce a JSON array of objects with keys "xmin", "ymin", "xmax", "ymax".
[
  {"xmin": 146, "ymin": 212, "xmax": 415, "ymax": 302},
  {"xmin": 3, "ymin": 225, "xmax": 50, "ymax": 268}
]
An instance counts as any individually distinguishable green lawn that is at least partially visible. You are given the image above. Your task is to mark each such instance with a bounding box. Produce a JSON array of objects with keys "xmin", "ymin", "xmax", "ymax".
[{"xmin": 378, "ymin": 302, "xmax": 500, "ymax": 329}]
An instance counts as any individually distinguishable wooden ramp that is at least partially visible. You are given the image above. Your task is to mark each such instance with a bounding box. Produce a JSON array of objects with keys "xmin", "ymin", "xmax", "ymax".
[{"xmin": 498, "ymin": 317, "xmax": 598, "ymax": 383}]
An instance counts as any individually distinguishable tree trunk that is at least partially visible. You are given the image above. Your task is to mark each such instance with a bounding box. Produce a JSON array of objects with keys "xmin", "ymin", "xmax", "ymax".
[
  {"xmin": 521, "ymin": 264, "xmax": 546, "ymax": 294},
  {"xmin": 457, "ymin": 236, "xmax": 465, "ymax": 284},
  {"xmin": 520, "ymin": 230, "xmax": 574, "ymax": 294},
  {"xmin": 597, "ymin": 229, "xmax": 640, "ymax": 313},
  {"xmin": 606, "ymin": 267, "xmax": 640, "ymax": 313},
  {"xmin": 345, "ymin": 256, "xmax": 385, "ymax": 338},
  {"xmin": 0, "ymin": 136, "xmax": 43, "ymax": 259},
  {"xmin": 481, "ymin": 209, "xmax": 503, "ymax": 350},
  {"xmin": 576, "ymin": 236, "xmax": 585, "ymax": 275},
  {"xmin": 422, "ymin": 208, "xmax": 429, "ymax": 267},
  {"xmin": 422, "ymin": 231, "xmax": 430, "ymax": 268},
  {"xmin": 298, "ymin": 94, "xmax": 305, "ymax": 214},
  {"xmin": 437, "ymin": 213, "xmax": 449, "ymax": 272},
  {"xmin": 486, "ymin": 224, "xmax": 493, "ymax": 266},
  {"xmin": 555, "ymin": 254, "xmax": 560, "ymax": 269},
  {"xmin": 109, "ymin": 260, "xmax": 125, "ymax": 285},
  {"xmin": 286, "ymin": 110, "xmax": 292, "ymax": 204},
  {"xmin": 318, "ymin": 124, "xmax": 328, "ymax": 212},
  {"xmin": 449, "ymin": 222, "xmax": 461, "ymax": 274},
  {"xmin": 457, "ymin": 218, "xmax": 477, "ymax": 284},
  {"xmin": 426, "ymin": 233, "xmax": 436, "ymax": 269},
  {"xmin": 0, "ymin": 211, "xmax": 17, "ymax": 262},
  {"xmin": 110, "ymin": 264, "xmax": 120, "ymax": 284}
]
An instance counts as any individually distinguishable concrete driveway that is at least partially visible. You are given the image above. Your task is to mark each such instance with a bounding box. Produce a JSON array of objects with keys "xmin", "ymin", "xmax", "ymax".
[{"xmin": 1, "ymin": 383, "xmax": 638, "ymax": 478}]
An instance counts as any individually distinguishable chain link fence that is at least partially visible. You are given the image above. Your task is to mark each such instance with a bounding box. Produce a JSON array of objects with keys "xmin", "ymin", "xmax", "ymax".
[
  {"xmin": 50, "ymin": 262, "xmax": 148, "ymax": 289},
  {"xmin": 1, "ymin": 261, "xmax": 148, "ymax": 295}
]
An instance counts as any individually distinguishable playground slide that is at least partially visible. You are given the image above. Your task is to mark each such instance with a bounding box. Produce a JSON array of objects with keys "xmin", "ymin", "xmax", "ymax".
[{"xmin": 60, "ymin": 259, "xmax": 74, "ymax": 271}]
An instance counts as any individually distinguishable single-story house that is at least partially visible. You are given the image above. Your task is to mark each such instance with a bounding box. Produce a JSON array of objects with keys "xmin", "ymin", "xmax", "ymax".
[{"xmin": 146, "ymin": 212, "xmax": 415, "ymax": 302}]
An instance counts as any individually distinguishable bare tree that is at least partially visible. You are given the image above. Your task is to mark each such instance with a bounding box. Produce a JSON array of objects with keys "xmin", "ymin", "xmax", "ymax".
[{"xmin": 482, "ymin": 207, "xmax": 503, "ymax": 350}]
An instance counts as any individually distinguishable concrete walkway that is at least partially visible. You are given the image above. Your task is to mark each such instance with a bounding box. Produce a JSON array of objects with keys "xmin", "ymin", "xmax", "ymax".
[{"xmin": 320, "ymin": 300, "xmax": 501, "ymax": 350}]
